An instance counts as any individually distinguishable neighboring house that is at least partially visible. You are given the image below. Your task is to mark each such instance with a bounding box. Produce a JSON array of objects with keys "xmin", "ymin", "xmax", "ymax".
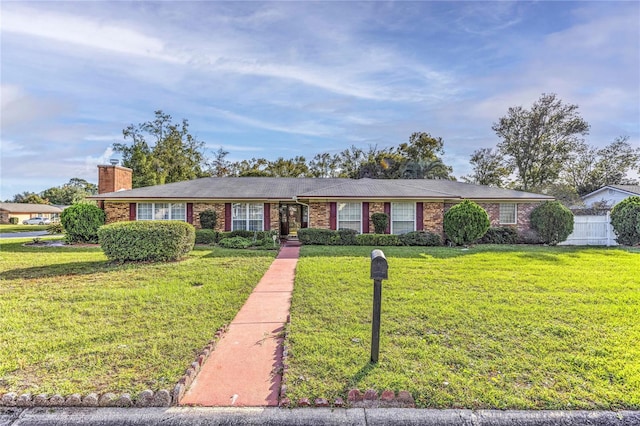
[
  {"xmin": 0, "ymin": 203, "xmax": 64, "ymax": 224},
  {"xmin": 581, "ymin": 185, "xmax": 640, "ymax": 208},
  {"xmin": 90, "ymin": 165, "xmax": 553, "ymax": 238}
]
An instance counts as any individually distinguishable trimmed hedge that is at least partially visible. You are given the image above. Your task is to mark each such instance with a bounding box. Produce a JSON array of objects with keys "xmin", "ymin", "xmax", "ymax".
[
  {"xmin": 218, "ymin": 236, "xmax": 252, "ymax": 249},
  {"xmin": 371, "ymin": 213, "xmax": 389, "ymax": 234},
  {"xmin": 477, "ymin": 227, "xmax": 519, "ymax": 244},
  {"xmin": 443, "ymin": 200, "xmax": 490, "ymax": 246},
  {"xmin": 530, "ymin": 201, "xmax": 574, "ymax": 246},
  {"xmin": 298, "ymin": 228, "xmax": 336, "ymax": 245},
  {"xmin": 60, "ymin": 203, "xmax": 105, "ymax": 244},
  {"xmin": 195, "ymin": 229, "xmax": 217, "ymax": 245},
  {"xmin": 399, "ymin": 230, "xmax": 442, "ymax": 246},
  {"xmin": 9, "ymin": 217, "xmax": 19, "ymax": 224},
  {"xmin": 98, "ymin": 221, "xmax": 195, "ymax": 262},
  {"xmin": 610, "ymin": 196, "xmax": 640, "ymax": 246}
]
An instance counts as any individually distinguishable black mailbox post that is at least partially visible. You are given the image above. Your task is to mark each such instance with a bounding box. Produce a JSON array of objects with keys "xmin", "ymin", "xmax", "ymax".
[{"xmin": 370, "ymin": 249, "xmax": 388, "ymax": 363}]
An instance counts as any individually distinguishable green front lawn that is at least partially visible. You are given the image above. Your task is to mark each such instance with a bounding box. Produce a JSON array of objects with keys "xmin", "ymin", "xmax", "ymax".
[
  {"xmin": 0, "ymin": 224, "xmax": 49, "ymax": 233},
  {"xmin": 286, "ymin": 245, "xmax": 640, "ymax": 409},
  {"xmin": 0, "ymin": 239, "xmax": 275, "ymax": 395}
]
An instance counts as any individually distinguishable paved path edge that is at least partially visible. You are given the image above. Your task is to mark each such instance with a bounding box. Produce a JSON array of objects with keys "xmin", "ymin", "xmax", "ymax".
[{"xmin": 2, "ymin": 407, "xmax": 639, "ymax": 426}]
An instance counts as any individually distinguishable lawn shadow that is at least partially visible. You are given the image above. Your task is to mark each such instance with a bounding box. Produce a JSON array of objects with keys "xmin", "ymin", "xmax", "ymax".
[
  {"xmin": 0, "ymin": 261, "xmax": 121, "ymax": 280},
  {"xmin": 346, "ymin": 362, "xmax": 378, "ymax": 390}
]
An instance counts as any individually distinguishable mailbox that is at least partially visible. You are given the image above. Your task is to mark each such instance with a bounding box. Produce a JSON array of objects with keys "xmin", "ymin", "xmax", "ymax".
[{"xmin": 370, "ymin": 249, "xmax": 388, "ymax": 280}]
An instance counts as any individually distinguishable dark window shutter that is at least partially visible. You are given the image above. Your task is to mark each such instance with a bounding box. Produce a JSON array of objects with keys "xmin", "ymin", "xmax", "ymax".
[
  {"xmin": 362, "ymin": 202, "xmax": 370, "ymax": 234},
  {"xmin": 129, "ymin": 203, "xmax": 136, "ymax": 221},
  {"xmin": 416, "ymin": 202, "xmax": 423, "ymax": 231},
  {"xmin": 329, "ymin": 202, "xmax": 337, "ymax": 230},
  {"xmin": 264, "ymin": 203, "xmax": 270, "ymax": 231},
  {"xmin": 187, "ymin": 203, "xmax": 194, "ymax": 224},
  {"xmin": 384, "ymin": 202, "xmax": 391, "ymax": 234},
  {"xmin": 225, "ymin": 203, "xmax": 232, "ymax": 231}
]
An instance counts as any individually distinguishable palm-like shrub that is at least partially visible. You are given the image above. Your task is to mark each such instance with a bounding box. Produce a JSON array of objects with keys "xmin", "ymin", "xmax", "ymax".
[
  {"xmin": 530, "ymin": 201, "xmax": 574, "ymax": 245},
  {"xmin": 610, "ymin": 196, "xmax": 640, "ymax": 246},
  {"xmin": 443, "ymin": 200, "xmax": 490, "ymax": 246},
  {"xmin": 60, "ymin": 203, "xmax": 105, "ymax": 243}
]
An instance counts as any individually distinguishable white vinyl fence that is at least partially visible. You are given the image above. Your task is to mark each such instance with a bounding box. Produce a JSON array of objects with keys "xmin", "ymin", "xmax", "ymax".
[{"xmin": 559, "ymin": 212, "xmax": 617, "ymax": 246}]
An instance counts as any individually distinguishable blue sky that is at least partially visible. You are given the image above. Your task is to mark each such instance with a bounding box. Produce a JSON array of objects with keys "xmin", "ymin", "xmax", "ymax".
[{"xmin": 1, "ymin": 1, "xmax": 638, "ymax": 199}]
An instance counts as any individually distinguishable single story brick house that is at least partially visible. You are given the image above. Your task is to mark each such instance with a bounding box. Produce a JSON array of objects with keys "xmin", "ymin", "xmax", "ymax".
[
  {"xmin": 90, "ymin": 165, "xmax": 553, "ymax": 238},
  {"xmin": 0, "ymin": 203, "xmax": 64, "ymax": 224}
]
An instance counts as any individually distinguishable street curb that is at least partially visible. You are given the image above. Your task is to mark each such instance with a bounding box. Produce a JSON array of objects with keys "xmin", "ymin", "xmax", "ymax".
[{"xmin": 2, "ymin": 407, "xmax": 639, "ymax": 426}]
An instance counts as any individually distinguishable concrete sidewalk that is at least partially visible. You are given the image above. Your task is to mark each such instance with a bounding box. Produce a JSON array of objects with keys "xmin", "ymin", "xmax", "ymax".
[
  {"xmin": 3, "ymin": 407, "xmax": 639, "ymax": 426},
  {"xmin": 180, "ymin": 243, "xmax": 300, "ymax": 407}
]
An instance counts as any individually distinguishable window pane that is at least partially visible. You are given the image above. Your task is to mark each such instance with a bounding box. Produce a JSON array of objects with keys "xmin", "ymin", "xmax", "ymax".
[
  {"xmin": 391, "ymin": 202, "xmax": 414, "ymax": 234},
  {"xmin": 248, "ymin": 203, "xmax": 263, "ymax": 220},
  {"xmin": 155, "ymin": 203, "xmax": 170, "ymax": 220},
  {"xmin": 338, "ymin": 202, "xmax": 361, "ymax": 231},
  {"xmin": 138, "ymin": 203, "xmax": 153, "ymax": 220},
  {"xmin": 499, "ymin": 203, "xmax": 516, "ymax": 224},
  {"xmin": 171, "ymin": 203, "xmax": 186, "ymax": 221},
  {"xmin": 232, "ymin": 203, "xmax": 247, "ymax": 220},
  {"xmin": 232, "ymin": 220, "xmax": 247, "ymax": 231},
  {"xmin": 248, "ymin": 220, "xmax": 263, "ymax": 231}
]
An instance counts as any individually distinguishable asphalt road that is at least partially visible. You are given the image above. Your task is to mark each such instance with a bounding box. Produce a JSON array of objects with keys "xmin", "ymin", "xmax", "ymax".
[{"xmin": 0, "ymin": 231, "xmax": 48, "ymax": 239}]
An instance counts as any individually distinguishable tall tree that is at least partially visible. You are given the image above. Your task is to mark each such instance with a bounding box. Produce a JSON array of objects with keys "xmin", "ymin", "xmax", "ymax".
[
  {"xmin": 113, "ymin": 110, "xmax": 207, "ymax": 188},
  {"xmin": 561, "ymin": 136, "xmax": 640, "ymax": 195},
  {"xmin": 267, "ymin": 156, "xmax": 309, "ymax": 177},
  {"xmin": 308, "ymin": 152, "xmax": 340, "ymax": 178},
  {"xmin": 207, "ymin": 148, "xmax": 232, "ymax": 177},
  {"xmin": 493, "ymin": 93, "xmax": 590, "ymax": 191},
  {"xmin": 41, "ymin": 178, "xmax": 97, "ymax": 205},
  {"xmin": 462, "ymin": 148, "xmax": 512, "ymax": 187},
  {"xmin": 9, "ymin": 192, "xmax": 49, "ymax": 204}
]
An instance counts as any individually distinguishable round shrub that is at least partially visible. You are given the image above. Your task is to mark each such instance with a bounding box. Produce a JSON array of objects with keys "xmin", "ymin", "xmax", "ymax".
[
  {"xmin": 443, "ymin": 200, "xmax": 490, "ymax": 246},
  {"xmin": 9, "ymin": 217, "xmax": 19, "ymax": 224},
  {"xmin": 371, "ymin": 213, "xmax": 389, "ymax": 234},
  {"xmin": 399, "ymin": 230, "xmax": 442, "ymax": 246},
  {"xmin": 530, "ymin": 201, "xmax": 574, "ymax": 246},
  {"xmin": 60, "ymin": 203, "xmax": 105, "ymax": 243},
  {"xmin": 98, "ymin": 221, "xmax": 195, "ymax": 262},
  {"xmin": 218, "ymin": 236, "xmax": 252, "ymax": 249},
  {"xmin": 199, "ymin": 209, "xmax": 217, "ymax": 229},
  {"xmin": 195, "ymin": 229, "xmax": 217, "ymax": 245},
  {"xmin": 610, "ymin": 196, "xmax": 640, "ymax": 246}
]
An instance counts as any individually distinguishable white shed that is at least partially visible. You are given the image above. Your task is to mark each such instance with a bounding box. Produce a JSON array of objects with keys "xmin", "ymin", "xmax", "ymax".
[{"xmin": 581, "ymin": 185, "xmax": 640, "ymax": 208}]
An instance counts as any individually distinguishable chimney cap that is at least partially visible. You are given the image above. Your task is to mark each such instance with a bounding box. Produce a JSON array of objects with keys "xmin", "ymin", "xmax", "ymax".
[{"xmin": 109, "ymin": 159, "xmax": 119, "ymax": 166}]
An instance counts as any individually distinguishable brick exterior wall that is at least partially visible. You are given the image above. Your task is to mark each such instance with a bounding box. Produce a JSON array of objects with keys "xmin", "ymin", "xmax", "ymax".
[
  {"xmin": 422, "ymin": 202, "xmax": 445, "ymax": 237},
  {"xmin": 444, "ymin": 202, "xmax": 542, "ymax": 233},
  {"xmin": 193, "ymin": 203, "xmax": 226, "ymax": 231},
  {"xmin": 269, "ymin": 203, "xmax": 280, "ymax": 234},
  {"xmin": 104, "ymin": 202, "xmax": 130, "ymax": 224},
  {"xmin": 309, "ymin": 202, "xmax": 329, "ymax": 229}
]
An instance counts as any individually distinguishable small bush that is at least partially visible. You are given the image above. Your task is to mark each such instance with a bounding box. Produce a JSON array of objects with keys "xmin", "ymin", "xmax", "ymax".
[
  {"xmin": 356, "ymin": 233, "xmax": 401, "ymax": 246},
  {"xmin": 477, "ymin": 227, "xmax": 519, "ymax": 244},
  {"xmin": 337, "ymin": 228, "xmax": 358, "ymax": 245},
  {"xmin": 399, "ymin": 230, "xmax": 442, "ymax": 246},
  {"xmin": 46, "ymin": 223, "xmax": 65, "ymax": 235},
  {"xmin": 530, "ymin": 201, "xmax": 574, "ymax": 245},
  {"xmin": 199, "ymin": 209, "xmax": 217, "ymax": 229},
  {"xmin": 371, "ymin": 213, "xmax": 389, "ymax": 234},
  {"xmin": 218, "ymin": 236, "xmax": 252, "ymax": 249},
  {"xmin": 443, "ymin": 200, "xmax": 490, "ymax": 246},
  {"xmin": 298, "ymin": 228, "xmax": 337, "ymax": 245},
  {"xmin": 610, "ymin": 196, "xmax": 640, "ymax": 246},
  {"xmin": 61, "ymin": 203, "xmax": 105, "ymax": 244},
  {"xmin": 195, "ymin": 229, "xmax": 217, "ymax": 245},
  {"xmin": 9, "ymin": 217, "xmax": 19, "ymax": 225},
  {"xmin": 98, "ymin": 221, "xmax": 195, "ymax": 262}
]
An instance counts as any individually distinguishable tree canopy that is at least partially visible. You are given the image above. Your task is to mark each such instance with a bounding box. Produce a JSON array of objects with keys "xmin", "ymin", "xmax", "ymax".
[
  {"xmin": 492, "ymin": 93, "xmax": 590, "ymax": 191},
  {"xmin": 113, "ymin": 110, "xmax": 207, "ymax": 188}
]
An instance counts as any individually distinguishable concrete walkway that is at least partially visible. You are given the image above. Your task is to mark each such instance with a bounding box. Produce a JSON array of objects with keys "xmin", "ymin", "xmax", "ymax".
[{"xmin": 180, "ymin": 242, "xmax": 300, "ymax": 407}]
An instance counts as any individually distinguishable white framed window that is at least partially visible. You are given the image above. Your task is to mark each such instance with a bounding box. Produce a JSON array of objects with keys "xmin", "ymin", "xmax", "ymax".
[
  {"xmin": 337, "ymin": 202, "xmax": 362, "ymax": 232},
  {"xmin": 391, "ymin": 202, "xmax": 415, "ymax": 234},
  {"xmin": 499, "ymin": 203, "xmax": 517, "ymax": 224},
  {"xmin": 232, "ymin": 203, "xmax": 264, "ymax": 231},
  {"xmin": 137, "ymin": 203, "xmax": 186, "ymax": 221}
]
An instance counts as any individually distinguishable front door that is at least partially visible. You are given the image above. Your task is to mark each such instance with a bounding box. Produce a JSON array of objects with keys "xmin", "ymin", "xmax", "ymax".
[{"xmin": 279, "ymin": 204, "xmax": 307, "ymax": 237}]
